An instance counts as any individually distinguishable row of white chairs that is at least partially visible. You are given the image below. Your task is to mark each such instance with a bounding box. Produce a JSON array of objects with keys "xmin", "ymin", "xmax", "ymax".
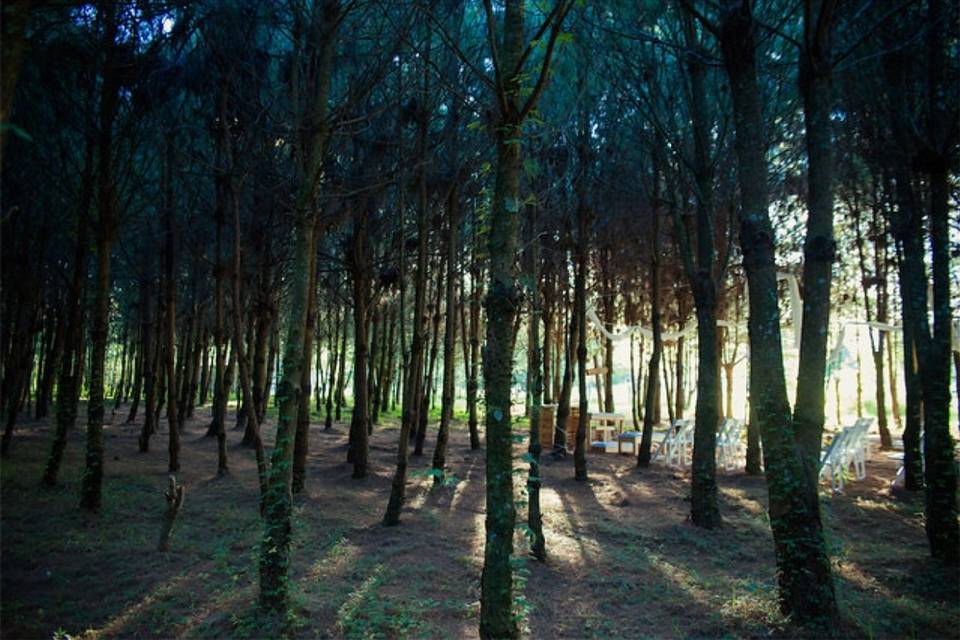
[
  {"xmin": 649, "ymin": 416, "xmax": 875, "ymax": 489},
  {"xmin": 818, "ymin": 417, "xmax": 873, "ymax": 492},
  {"xmin": 717, "ymin": 418, "xmax": 746, "ymax": 471},
  {"xmin": 650, "ymin": 417, "xmax": 746, "ymax": 469}
]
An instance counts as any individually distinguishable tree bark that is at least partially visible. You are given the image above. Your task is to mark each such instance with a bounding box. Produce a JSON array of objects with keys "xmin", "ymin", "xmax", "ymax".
[
  {"xmin": 432, "ymin": 185, "xmax": 459, "ymax": 483},
  {"xmin": 719, "ymin": 0, "xmax": 836, "ymax": 622},
  {"xmin": 42, "ymin": 137, "xmax": 93, "ymax": 485},
  {"xmin": 80, "ymin": 4, "xmax": 121, "ymax": 511},
  {"xmin": 259, "ymin": 0, "xmax": 339, "ymax": 616},
  {"xmin": 526, "ymin": 203, "xmax": 545, "ymax": 560},
  {"xmin": 638, "ymin": 161, "xmax": 662, "ymax": 468},
  {"xmin": 161, "ymin": 137, "xmax": 181, "ymax": 474}
]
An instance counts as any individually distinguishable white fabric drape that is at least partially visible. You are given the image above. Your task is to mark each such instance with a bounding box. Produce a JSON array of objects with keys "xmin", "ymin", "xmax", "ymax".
[{"xmin": 586, "ymin": 272, "xmax": 802, "ymax": 346}]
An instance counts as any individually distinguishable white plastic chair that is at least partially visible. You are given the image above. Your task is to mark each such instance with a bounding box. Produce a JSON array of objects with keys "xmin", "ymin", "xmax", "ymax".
[
  {"xmin": 843, "ymin": 418, "xmax": 873, "ymax": 481},
  {"xmin": 716, "ymin": 418, "xmax": 744, "ymax": 471},
  {"xmin": 819, "ymin": 428, "xmax": 851, "ymax": 492},
  {"xmin": 652, "ymin": 418, "xmax": 692, "ymax": 466},
  {"xmin": 668, "ymin": 419, "xmax": 694, "ymax": 467}
]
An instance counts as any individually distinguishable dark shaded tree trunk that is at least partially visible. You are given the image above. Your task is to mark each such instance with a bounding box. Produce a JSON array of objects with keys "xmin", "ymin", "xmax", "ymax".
[
  {"xmin": 919, "ymin": 0, "xmax": 959, "ymax": 564},
  {"xmin": 675, "ymin": 9, "xmax": 722, "ymax": 527},
  {"xmin": 259, "ymin": 0, "xmax": 340, "ymax": 617},
  {"xmin": 137, "ymin": 275, "xmax": 157, "ymax": 452},
  {"xmin": 466, "ymin": 229, "xmax": 482, "ymax": 450},
  {"xmin": 293, "ymin": 217, "xmax": 320, "ymax": 492},
  {"xmin": 719, "ymin": 0, "xmax": 836, "ymax": 623},
  {"xmin": 638, "ymin": 165, "xmax": 662, "ymax": 468},
  {"xmin": 384, "ymin": 47, "xmax": 429, "ymax": 523},
  {"xmin": 41, "ymin": 137, "xmax": 93, "ymax": 486},
  {"xmin": 324, "ymin": 299, "xmax": 340, "ymax": 430},
  {"xmin": 432, "ymin": 185, "xmax": 459, "ymax": 483},
  {"xmin": 526, "ymin": 203, "xmax": 546, "ymax": 560},
  {"xmin": 80, "ymin": 5, "xmax": 121, "ymax": 511},
  {"xmin": 161, "ymin": 137, "xmax": 181, "ymax": 474},
  {"xmin": 348, "ymin": 206, "xmax": 371, "ymax": 478},
  {"xmin": 415, "ymin": 255, "xmax": 443, "ymax": 455},
  {"xmin": 573, "ymin": 200, "xmax": 589, "ymax": 482},
  {"xmin": 554, "ymin": 262, "xmax": 575, "ymax": 455},
  {"xmin": 126, "ymin": 318, "xmax": 144, "ymax": 423}
]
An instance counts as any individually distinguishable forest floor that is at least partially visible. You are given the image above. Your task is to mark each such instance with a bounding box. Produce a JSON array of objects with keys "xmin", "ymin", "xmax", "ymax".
[{"xmin": 2, "ymin": 404, "xmax": 957, "ymax": 640}]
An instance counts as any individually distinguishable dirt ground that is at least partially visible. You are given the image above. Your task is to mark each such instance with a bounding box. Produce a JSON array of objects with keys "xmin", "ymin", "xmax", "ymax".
[{"xmin": 2, "ymin": 404, "xmax": 957, "ymax": 639}]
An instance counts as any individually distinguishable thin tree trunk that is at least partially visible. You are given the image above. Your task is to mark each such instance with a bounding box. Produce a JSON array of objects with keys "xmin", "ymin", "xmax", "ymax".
[
  {"xmin": 293, "ymin": 217, "xmax": 320, "ymax": 492},
  {"xmin": 161, "ymin": 137, "xmax": 180, "ymax": 474},
  {"xmin": 80, "ymin": 5, "xmax": 121, "ymax": 511},
  {"xmin": 432, "ymin": 184, "xmax": 459, "ymax": 483},
  {"xmin": 525, "ymin": 203, "xmax": 545, "ymax": 560},
  {"xmin": 385, "ymin": 44, "xmax": 429, "ymax": 523},
  {"xmin": 42, "ymin": 136, "xmax": 94, "ymax": 485}
]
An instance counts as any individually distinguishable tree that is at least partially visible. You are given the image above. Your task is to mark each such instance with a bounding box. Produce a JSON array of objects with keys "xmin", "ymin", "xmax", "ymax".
[{"xmin": 476, "ymin": 1, "xmax": 573, "ymax": 636}]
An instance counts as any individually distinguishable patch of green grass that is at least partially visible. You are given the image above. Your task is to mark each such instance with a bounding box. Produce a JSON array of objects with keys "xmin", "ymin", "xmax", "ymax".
[{"xmin": 334, "ymin": 564, "xmax": 439, "ymax": 639}]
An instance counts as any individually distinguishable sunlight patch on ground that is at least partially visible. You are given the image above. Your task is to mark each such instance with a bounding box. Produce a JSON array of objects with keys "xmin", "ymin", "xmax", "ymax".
[
  {"xmin": 448, "ymin": 467, "xmax": 477, "ymax": 512},
  {"xmin": 466, "ymin": 509, "xmax": 485, "ymax": 567},
  {"xmin": 173, "ymin": 582, "xmax": 255, "ymax": 637},
  {"xmin": 82, "ymin": 572, "xmax": 191, "ymax": 638},
  {"xmin": 648, "ymin": 553, "xmax": 713, "ymax": 607},
  {"xmin": 307, "ymin": 536, "xmax": 359, "ymax": 579},
  {"xmin": 335, "ymin": 563, "xmax": 387, "ymax": 635},
  {"xmin": 550, "ymin": 492, "xmax": 605, "ymax": 567},
  {"xmin": 836, "ymin": 561, "xmax": 894, "ymax": 598},
  {"xmin": 721, "ymin": 486, "xmax": 767, "ymax": 516}
]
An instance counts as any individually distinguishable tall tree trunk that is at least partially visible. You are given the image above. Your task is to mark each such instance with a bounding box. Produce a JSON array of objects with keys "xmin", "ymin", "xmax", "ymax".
[
  {"xmin": 477, "ymin": 2, "xmax": 569, "ymax": 633},
  {"xmin": 919, "ymin": 0, "xmax": 958, "ymax": 564},
  {"xmin": 466, "ymin": 229, "xmax": 482, "ymax": 450},
  {"xmin": 719, "ymin": 0, "xmax": 836, "ymax": 622},
  {"xmin": 384, "ymin": 44, "xmax": 429, "ymax": 524},
  {"xmin": 137, "ymin": 276, "xmax": 157, "ymax": 452},
  {"xmin": 161, "ymin": 137, "xmax": 181, "ymax": 474},
  {"xmin": 42, "ymin": 137, "xmax": 93, "ymax": 485},
  {"xmin": 792, "ymin": 0, "xmax": 838, "ymax": 561},
  {"xmin": 554, "ymin": 283, "xmax": 575, "ymax": 455},
  {"xmin": 126, "ymin": 318, "xmax": 144, "ymax": 423},
  {"xmin": 378, "ymin": 304, "xmax": 394, "ymax": 417},
  {"xmin": 601, "ymin": 251, "xmax": 615, "ymax": 413},
  {"xmin": 324, "ymin": 297, "xmax": 340, "ymax": 430},
  {"xmin": 259, "ymin": 0, "xmax": 339, "ymax": 617},
  {"xmin": 480, "ymin": 4, "xmax": 526, "ymax": 635},
  {"xmin": 677, "ymin": 8, "xmax": 721, "ymax": 527},
  {"xmin": 293, "ymin": 217, "xmax": 320, "ymax": 492},
  {"xmin": 415, "ymin": 255, "xmax": 443, "ymax": 455},
  {"xmin": 335, "ymin": 308, "xmax": 347, "ymax": 421},
  {"xmin": 80, "ymin": 5, "xmax": 121, "ymax": 511},
  {"xmin": 526, "ymin": 203, "xmax": 545, "ymax": 560},
  {"xmin": 432, "ymin": 184, "xmax": 459, "ymax": 483},
  {"xmin": 348, "ymin": 206, "xmax": 370, "ymax": 478},
  {"xmin": 574, "ymin": 200, "xmax": 590, "ymax": 482},
  {"xmin": 638, "ymin": 165, "xmax": 662, "ymax": 468},
  {"xmin": 113, "ymin": 324, "xmax": 129, "ymax": 409}
]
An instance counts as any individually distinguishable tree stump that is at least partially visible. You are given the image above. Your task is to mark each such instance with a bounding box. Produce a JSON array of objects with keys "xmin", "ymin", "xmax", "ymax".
[{"xmin": 158, "ymin": 475, "xmax": 184, "ymax": 552}]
